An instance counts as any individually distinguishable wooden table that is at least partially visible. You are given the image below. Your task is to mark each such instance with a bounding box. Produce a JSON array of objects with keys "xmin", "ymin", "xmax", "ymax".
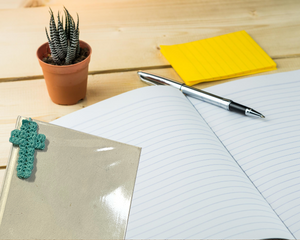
[{"xmin": 1, "ymin": 0, "xmax": 300, "ymax": 189}]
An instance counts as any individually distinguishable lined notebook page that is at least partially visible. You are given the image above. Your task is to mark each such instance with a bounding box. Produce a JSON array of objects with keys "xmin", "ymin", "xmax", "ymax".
[
  {"xmin": 52, "ymin": 86, "xmax": 292, "ymax": 239},
  {"xmin": 160, "ymin": 30, "xmax": 276, "ymax": 86},
  {"xmin": 190, "ymin": 70, "xmax": 300, "ymax": 238}
]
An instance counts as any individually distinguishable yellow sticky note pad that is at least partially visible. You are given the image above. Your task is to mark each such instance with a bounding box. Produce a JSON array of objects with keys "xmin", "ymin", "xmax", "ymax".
[{"xmin": 160, "ymin": 30, "xmax": 277, "ymax": 86}]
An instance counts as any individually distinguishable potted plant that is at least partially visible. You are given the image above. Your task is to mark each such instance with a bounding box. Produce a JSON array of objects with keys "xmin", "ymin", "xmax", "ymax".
[{"xmin": 37, "ymin": 7, "xmax": 92, "ymax": 105}]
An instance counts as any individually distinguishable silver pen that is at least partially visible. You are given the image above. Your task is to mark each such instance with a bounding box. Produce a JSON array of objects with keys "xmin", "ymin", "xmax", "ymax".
[{"xmin": 137, "ymin": 71, "xmax": 265, "ymax": 118}]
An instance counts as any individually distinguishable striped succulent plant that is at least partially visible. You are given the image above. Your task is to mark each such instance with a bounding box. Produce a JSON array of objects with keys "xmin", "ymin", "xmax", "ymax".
[{"xmin": 45, "ymin": 7, "xmax": 80, "ymax": 65}]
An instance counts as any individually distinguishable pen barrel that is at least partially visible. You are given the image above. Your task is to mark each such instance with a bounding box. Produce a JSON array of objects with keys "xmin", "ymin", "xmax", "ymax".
[
  {"xmin": 180, "ymin": 85, "xmax": 231, "ymax": 110},
  {"xmin": 228, "ymin": 101, "xmax": 247, "ymax": 114},
  {"xmin": 138, "ymin": 72, "xmax": 183, "ymax": 88}
]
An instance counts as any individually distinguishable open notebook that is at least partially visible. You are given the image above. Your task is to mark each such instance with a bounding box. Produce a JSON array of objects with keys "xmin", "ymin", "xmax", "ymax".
[{"xmin": 52, "ymin": 70, "xmax": 300, "ymax": 239}]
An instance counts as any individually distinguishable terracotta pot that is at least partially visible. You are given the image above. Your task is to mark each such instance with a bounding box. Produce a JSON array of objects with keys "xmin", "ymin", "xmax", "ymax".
[{"xmin": 37, "ymin": 40, "xmax": 92, "ymax": 105}]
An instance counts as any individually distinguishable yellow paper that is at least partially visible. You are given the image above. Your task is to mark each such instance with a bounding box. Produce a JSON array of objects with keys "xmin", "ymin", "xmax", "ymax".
[{"xmin": 160, "ymin": 30, "xmax": 277, "ymax": 86}]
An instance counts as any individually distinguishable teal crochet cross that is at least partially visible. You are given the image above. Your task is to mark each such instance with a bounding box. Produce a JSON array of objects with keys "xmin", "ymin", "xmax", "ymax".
[{"xmin": 9, "ymin": 118, "xmax": 46, "ymax": 179}]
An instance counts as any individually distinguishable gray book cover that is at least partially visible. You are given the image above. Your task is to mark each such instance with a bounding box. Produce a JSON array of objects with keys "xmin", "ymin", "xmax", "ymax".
[{"xmin": 0, "ymin": 116, "xmax": 141, "ymax": 239}]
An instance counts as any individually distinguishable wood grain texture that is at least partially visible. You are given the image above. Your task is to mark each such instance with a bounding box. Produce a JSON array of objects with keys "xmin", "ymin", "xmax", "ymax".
[
  {"xmin": 0, "ymin": 57, "xmax": 299, "ymax": 167},
  {"xmin": 0, "ymin": 0, "xmax": 51, "ymax": 9},
  {"xmin": 1, "ymin": 0, "xmax": 300, "ymax": 80},
  {"xmin": 0, "ymin": 0, "xmax": 28, "ymax": 9}
]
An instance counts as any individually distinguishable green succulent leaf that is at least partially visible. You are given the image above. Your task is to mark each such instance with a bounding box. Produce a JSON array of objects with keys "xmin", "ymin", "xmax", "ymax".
[
  {"xmin": 45, "ymin": 28, "xmax": 61, "ymax": 65},
  {"xmin": 69, "ymin": 18, "xmax": 78, "ymax": 63},
  {"xmin": 49, "ymin": 8, "xmax": 65, "ymax": 61},
  {"xmin": 57, "ymin": 11, "xmax": 67, "ymax": 57},
  {"xmin": 45, "ymin": 7, "xmax": 81, "ymax": 65},
  {"xmin": 64, "ymin": 7, "xmax": 72, "ymax": 40},
  {"xmin": 65, "ymin": 42, "xmax": 71, "ymax": 65},
  {"xmin": 76, "ymin": 13, "xmax": 80, "ymax": 57}
]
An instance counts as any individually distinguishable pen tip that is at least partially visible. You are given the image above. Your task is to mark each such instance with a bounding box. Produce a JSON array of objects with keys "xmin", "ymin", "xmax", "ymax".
[{"xmin": 261, "ymin": 115, "xmax": 265, "ymax": 119}]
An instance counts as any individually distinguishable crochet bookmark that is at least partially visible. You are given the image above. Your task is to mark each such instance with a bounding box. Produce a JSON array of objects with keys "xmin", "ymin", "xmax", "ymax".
[{"xmin": 9, "ymin": 118, "xmax": 46, "ymax": 179}]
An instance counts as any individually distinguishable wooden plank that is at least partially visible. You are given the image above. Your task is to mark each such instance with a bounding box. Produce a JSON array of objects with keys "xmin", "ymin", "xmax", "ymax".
[
  {"xmin": 1, "ymin": 0, "xmax": 300, "ymax": 80},
  {"xmin": 0, "ymin": 57, "xmax": 299, "ymax": 167},
  {"xmin": 0, "ymin": 0, "xmax": 28, "ymax": 9},
  {"xmin": 0, "ymin": 0, "xmax": 48, "ymax": 9}
]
